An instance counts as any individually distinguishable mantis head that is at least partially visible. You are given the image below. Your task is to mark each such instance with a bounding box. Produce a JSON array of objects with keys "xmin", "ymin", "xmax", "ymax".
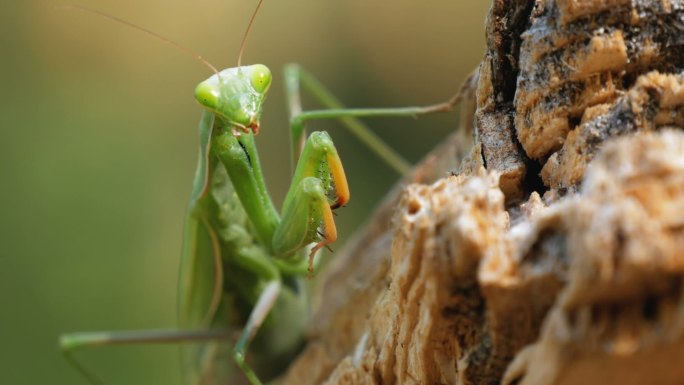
[{"xmin": 194, "ymin": 64, "xmax": 272, "ymax": 135}]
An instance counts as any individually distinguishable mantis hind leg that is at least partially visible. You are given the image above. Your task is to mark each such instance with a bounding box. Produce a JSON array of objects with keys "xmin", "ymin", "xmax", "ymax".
[
  {"xmin": 59, "ymin": 329, "xmax": 234, "ymax": 385},
  {"xmin": 233, "ymin": 281, "xmax": 282, "ymax": 385},
  {"xmin": 284, "ymin": 64, "xmax": 465, "ymax": 175}
]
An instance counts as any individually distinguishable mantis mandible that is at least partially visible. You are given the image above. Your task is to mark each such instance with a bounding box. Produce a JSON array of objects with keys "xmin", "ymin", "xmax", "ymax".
[{"xmin": 58, "ymin": 1, "xmax": 461, "ymax": 384}]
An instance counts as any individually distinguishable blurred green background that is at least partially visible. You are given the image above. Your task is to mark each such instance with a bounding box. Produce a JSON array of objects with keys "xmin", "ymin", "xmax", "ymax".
[{"xmin": 0, "ymin": 1, "xmax": 488, "ymax": 384}]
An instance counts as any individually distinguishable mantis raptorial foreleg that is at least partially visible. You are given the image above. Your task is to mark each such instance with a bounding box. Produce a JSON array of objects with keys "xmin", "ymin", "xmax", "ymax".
[
  {"xmin": 213, "ymin": 128, "xmax": 348, "ymax": 265},
  {"xmin": 275, "ymin": 131, "xmax": 348, "ymax": 255}
]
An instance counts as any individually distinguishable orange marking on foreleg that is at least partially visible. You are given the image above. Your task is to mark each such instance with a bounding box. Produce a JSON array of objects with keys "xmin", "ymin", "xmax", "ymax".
[
  {"xmin": 327, "ymin": 153, "xmax": 349, "ymax": 209},
  {"xmin": 308, "ymin": 200, "xmax": 338, "ymax": 277}
]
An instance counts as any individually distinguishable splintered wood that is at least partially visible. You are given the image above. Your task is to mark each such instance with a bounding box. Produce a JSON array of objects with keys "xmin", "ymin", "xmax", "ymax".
[
  {"xmin": 279, "ymin": 0, "xmax": 684, "ymax": 384},
  {"xmin": 323, "ymin": 172, "xmax": 508, "ymax": 385}
]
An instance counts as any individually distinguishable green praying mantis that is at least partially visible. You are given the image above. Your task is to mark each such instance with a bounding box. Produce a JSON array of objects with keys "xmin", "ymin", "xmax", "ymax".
[{"xmin": 58, "ymin": 2, "xmax": 462, "ymax": 385}]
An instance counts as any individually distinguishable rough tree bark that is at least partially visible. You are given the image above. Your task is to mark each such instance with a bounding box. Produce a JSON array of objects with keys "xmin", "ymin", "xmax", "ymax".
[{"xmin": 280, "ymin": 1, "xmax": 684, "ymax": 384}]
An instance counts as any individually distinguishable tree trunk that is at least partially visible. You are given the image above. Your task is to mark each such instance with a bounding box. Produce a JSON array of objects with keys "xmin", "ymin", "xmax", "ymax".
[{"xmin": 281, "ymin": 1, "xmax": 684, "ymax": 384}]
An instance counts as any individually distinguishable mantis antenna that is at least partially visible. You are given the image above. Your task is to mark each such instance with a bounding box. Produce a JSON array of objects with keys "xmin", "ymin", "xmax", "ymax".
[
  {"xmin": 58, "ymin": 5, "xmax": 220, "ymax": 75},
  {"xmin": 236, "ymin": 0, "xmax": 265, "ymax": 67}
]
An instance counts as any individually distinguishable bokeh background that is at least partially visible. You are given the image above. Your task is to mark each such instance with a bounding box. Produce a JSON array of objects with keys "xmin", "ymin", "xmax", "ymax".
[{"xmin": 0, "ymin": 1, "xmax": 488, "ymax": 384}]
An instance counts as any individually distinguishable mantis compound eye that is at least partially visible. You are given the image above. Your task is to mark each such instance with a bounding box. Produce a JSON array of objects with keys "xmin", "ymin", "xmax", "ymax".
[
  {"xmin": 194, "ymin": 82, "xmax": 220, "ymax": 110},
  {"xmin": 250, "ymin": 64, "xmax": 272, "ymax": 94}
]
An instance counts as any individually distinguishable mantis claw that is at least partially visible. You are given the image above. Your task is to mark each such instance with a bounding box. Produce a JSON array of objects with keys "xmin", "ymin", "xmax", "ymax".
[
  {"xmin": 316, "ymin": 230, "xmax": 335, "ymax": 253},
  {"xmin": 308, "ymin": 239, "xmax": 331, "ymax": 278}
]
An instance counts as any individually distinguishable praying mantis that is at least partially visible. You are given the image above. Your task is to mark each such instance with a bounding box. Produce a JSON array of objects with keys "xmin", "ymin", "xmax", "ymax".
[{"xmin": 58, "ymin": 1, "xmax": 461, "ymax": 384}]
